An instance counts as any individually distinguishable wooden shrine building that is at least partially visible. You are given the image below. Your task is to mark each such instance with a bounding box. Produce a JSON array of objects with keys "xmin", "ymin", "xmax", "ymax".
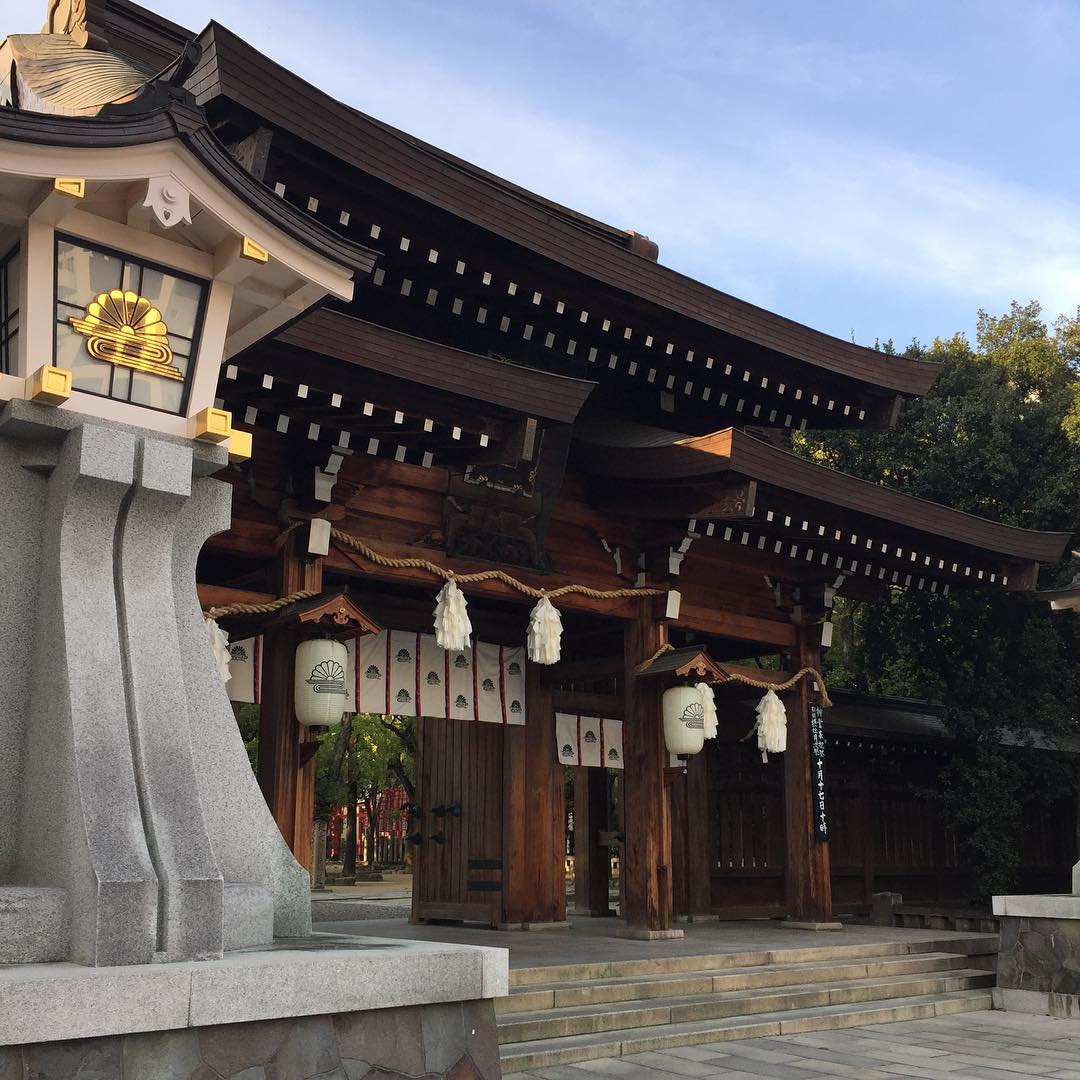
[{"xmin": 9, "ymin": 0, "xmax": 1073, "ymax": 935}]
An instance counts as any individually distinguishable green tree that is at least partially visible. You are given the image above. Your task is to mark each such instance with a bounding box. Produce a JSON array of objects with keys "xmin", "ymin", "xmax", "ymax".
[
  {"xmin": 802, "ymin": 302, "xmax": 1080, "ymax": 901},
  {"xmin": 315, "ymin": 713, "xmax": 413, "ymax": 872}
]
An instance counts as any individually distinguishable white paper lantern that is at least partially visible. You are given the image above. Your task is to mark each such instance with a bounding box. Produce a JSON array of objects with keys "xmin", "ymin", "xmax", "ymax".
[
  {"xmin": 294, "ymin": 638, "xmax": 350, "ymax": 727},
  {"xmin": 662, "ymin": 685, "xmax": 706, "ymax": 756}
]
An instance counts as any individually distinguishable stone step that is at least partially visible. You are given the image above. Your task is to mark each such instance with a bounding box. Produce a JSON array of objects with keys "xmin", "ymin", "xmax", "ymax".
[
  {"xmin": 497, "ymin": 968, "xmax": 994, "ymax": 1044},
  {"xmin": 506, "ymin": 934, "xmax": 997, "ymax": 988},
  {"xmin": 497, "ymin": 950, "xmax": 975, "ymax": 1014},
  {"xmin": 499, "ymin": 988, "xmax": 993, "ymax": 1072}
]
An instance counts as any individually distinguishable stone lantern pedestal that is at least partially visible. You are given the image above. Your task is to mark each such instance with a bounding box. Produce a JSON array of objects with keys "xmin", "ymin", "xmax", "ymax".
[{"xmin": 992, "ymin": 863, "xmax": 1080, "ymax": 1018}]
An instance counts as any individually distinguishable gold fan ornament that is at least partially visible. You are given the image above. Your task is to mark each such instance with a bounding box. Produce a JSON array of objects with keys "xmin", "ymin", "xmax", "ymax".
[{"xmin": 69, "ymin": 289, "xmax": 181, "ymax": 379}]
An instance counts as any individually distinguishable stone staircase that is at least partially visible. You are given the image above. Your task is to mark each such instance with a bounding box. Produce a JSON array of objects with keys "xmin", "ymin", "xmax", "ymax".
[{"xmin": 497, "ymin": 936, "xmax": 996, "ymax": 1072}]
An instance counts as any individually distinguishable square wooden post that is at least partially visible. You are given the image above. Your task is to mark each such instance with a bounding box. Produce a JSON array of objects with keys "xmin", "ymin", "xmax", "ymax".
[
  {"xmin": 783, "ymin": 617, "xmax": 835, "ymax": 925},
  {"xmin": 620, "ymin": 611, "xmax": 681, "ymax": 938},
  {"xmin": 502, "ymin": 661, "xmax": 567, "ymax": 927},
  {"xmin": 256, "ymin": 528, "xmax": 322, "ymax": 874},
  {"xmin": 573, "ymin": 766, "xmax": 613, "ymax": 916}
]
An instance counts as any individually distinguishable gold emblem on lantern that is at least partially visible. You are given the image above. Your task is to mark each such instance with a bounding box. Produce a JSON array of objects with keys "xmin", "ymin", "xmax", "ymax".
[{"xmin": 69, "ymin": 289, "xmax": 181, "ymax": 380}]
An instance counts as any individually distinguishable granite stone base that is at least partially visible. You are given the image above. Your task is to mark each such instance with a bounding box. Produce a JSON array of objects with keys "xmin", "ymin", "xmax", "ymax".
[
  {"xmin": 992, "ymin": 986, "xmax": 1080, "ymax": 1019},
  {"xmin": 996, "ymin": 912, "xmax": 1080, "ymax": 998},
  {"xmin": 0, "ymin": 998, "xmax": 500, "ymax": 1080}
]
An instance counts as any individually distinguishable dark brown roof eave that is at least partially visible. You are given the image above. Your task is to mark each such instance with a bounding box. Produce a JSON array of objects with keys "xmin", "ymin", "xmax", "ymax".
[
  {"xmin": 188, "ymin": 21, "xmax": 942, "ymax": 399},
  {"xmin": 0, "ymin": 103, "xmax": 378, "ymax": 279},
  {"xmin": 275, "ymin": 310, "xmax": 596, "ymax": 424},
  {"xmin": 578, "ymin": 425, "xmax": 1072, "ymax": 565}
]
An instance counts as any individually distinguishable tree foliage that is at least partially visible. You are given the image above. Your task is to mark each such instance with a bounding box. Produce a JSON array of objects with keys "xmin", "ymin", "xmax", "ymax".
[
  {"xmin": 315, "ymin": 713, "xmax": 413, "ymax": 867},
  {"xmin": 800, "ymin": 301, "xmax": 1080, "ymax": 900}
]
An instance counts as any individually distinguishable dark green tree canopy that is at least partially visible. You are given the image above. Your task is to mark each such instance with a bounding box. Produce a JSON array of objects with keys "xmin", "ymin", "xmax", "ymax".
[{"xmin": 799, "ymin": 301, "xmax": 1080, "ymax": 899}]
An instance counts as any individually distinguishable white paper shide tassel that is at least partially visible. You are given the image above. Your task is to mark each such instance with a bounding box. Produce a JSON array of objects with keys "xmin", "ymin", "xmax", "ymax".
[
  {"xmin": 527, "ymin": 594, "xmax": 563, "ymax": 665},
  {"xmin": 753, "ymin": 688, "xmax": 788, "ymax": 763},
  {"xmin": 434, "ymin": 577, "xmax": 472, "ymax": 652},
  {"xmin": 206, "ymin": 617, "xmax": 232, "ymax": 684},
  {"xmin": 695, "ymin": 682, "xmax": 718, "ymax": 740}
]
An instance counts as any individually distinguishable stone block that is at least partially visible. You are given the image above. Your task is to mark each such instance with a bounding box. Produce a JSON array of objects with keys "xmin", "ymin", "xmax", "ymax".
[
  {"xmin": 498, "ymin": 989, "xmax": 554, "ymax": 1013},
  {"xmin": 265, "ymin": 1014, "xmax": 340, "ymax": 1080},
  {"xmin": 0, "ymin": 886, "xmax": 68, "ymax": 962},
  {"xmin": 870, "ymin": 892, "xmax": 902, "ymax": 927},
  {"xmin": 121, "ymin": 1028, "xmax": 202, "ymax": 1080},
  {"xmin": 23, "ymin": 1037, "xmax": 123, "ymax": 1079},
  {"xmin": 0, "ymin": 1047, "xmax": 22, "ymax": 1080},
  {"xmin": 461, "ymin": 1000, "xmax": 501, "ymax": 1080},
  {"xmin": 997, "ymin": 913, "xmax": 1080, "ymax": 996},
  {"xmin": 993, "ymin": 985, "xmax": 1080, "ymax": 1018},
  {"xmin": 198, "ymin": 1018, "xmax": 292, "ymax": 1074},
  {"xmin": 0, "ymin": 964, "xmax": 191, "ymax": 1045},
  {"xmin": 224, "ymin": 883, "xmax": 274, "ymax": 951},
  {"xmin": 333, "ymin": 1005, "xmax": 426, "ymax": 1074},
  {"xmin": 422, "ymin": 1002, "xmax": 467, "ymax": 1074},
  {"xmin": 614, "ymin": 928, "xmax": 685, "ymax": 941},
  {"xmin": 189, "ymin": 946, "xmax": 485, "ymax": 1027}
]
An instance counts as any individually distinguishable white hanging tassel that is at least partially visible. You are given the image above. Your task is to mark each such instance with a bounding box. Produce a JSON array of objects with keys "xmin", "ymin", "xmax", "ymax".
[
  {"xmin": 696, "ymin": 682, "xmax": 718, "ymax": 739},
  {"xmin": 434, "ymin": 576, "xmax": 473, "ymax": 652},
  {"xmin": 527, "ymin": 594, "xmax": 563, "ymax": 665},
  {"xmin": 753, "ymin": 688, "xmax": 788, "ymax": 763},
  {"xmin": 205, "ymin": 617, "xmax": 232, "ymax": 684}
]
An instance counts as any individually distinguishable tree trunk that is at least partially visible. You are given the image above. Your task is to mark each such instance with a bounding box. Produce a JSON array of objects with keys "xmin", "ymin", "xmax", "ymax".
[
  {"xmin": 329, "ymin": 714, "xmax": 353, "ymax": 781},
  {"xmin": 343, "ymin": 783, "xmax": 359, "ymax": 877},
  {"xmin": 364, "ymin": 790, "xmax": 378, "ymax": 866}
]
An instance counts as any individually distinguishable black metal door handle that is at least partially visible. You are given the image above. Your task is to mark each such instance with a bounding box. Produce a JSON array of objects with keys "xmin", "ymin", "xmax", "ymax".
[{"xmin": 430, "ymin": 831, "xmax": 446, "ymax": 844}]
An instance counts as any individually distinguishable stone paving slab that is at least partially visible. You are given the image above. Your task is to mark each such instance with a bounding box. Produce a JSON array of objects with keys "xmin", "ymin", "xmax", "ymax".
[{"xmin": 509, "ymin": 1012, "xmax": 1080, "ymax": 1080}]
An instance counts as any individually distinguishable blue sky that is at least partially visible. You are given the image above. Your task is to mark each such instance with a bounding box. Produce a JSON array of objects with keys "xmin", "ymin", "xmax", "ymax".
[{"xmin": 19, "ymin": 0, "xmax": 1080, "ymax": 348}]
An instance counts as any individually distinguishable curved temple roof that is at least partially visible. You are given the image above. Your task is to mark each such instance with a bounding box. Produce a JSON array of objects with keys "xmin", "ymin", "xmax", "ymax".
[
  {"xmin": 0, "ymin": 101, "xmax": 378, "ymax": 280},
  {"xmin": 182, "ymin": 21, "xmax": 939, "ymax": 401},
  {"xmin": 577, "ymin": 420, "xmax": 1071, "ymax": 569}
]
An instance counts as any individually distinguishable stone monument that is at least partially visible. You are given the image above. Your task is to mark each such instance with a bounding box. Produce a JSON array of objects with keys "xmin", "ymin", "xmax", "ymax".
[
  {"xmin": 992, "ymin": 849, "xmax": 1080, "ymax": 1018},
  {"xmin": 0, "ymin": 11, "xmax": 507, "ymax": 1077}
]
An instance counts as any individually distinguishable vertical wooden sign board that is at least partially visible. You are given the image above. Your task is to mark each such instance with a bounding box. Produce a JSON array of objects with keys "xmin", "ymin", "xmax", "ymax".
[{"xmin": 810, "ymin": 704, "xmax": 827, "ymax": 841}]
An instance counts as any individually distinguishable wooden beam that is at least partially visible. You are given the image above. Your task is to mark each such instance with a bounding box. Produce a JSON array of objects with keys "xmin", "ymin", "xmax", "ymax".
[
  {"xmin": 596, "ymin": 479, "xmax": 757, "ymax": 521},
  {"xmin": 197, "ymin": 584, "xmax": 275, "ymax": 611},
  {"xmin": 324, "ymin": 533, "xmax": 647, "ymax": 621},
  {"xmin": 782, "ymin": 616, "xmax": 833, "ymax": 923},
  {"xmin": 545, "ymin": 655, "xmax": 624, "ymax": 683},
  {"xmin": 552, "ymin": 690, "xmax": 624, "ymax": 720},
  {"xmin": 673, "ymin": 602, "xmax": 796, "ymax": 648}
]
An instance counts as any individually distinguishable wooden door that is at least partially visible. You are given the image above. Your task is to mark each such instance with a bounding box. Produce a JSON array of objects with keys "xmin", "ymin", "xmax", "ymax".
[{"xmin": 411, "ymin": 716, "xmax": 505, "ymax": 925}]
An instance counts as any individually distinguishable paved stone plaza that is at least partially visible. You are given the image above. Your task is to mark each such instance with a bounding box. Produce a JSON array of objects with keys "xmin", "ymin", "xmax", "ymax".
[{"xmin": 509, "ymin": 1012, "xmax": 1080, "ymax": 1080}]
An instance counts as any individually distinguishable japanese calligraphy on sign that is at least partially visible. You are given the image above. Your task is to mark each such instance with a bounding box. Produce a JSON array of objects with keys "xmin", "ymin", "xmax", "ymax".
[{"xmin": 810, "ymin": 703, "xmax": 828, "ymax": 841}]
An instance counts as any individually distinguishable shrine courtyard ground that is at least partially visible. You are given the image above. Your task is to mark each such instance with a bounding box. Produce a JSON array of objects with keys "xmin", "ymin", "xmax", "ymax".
[{"xmin": 508, "ymin": 1012, "xmax": 1080, "ymax": 1080}]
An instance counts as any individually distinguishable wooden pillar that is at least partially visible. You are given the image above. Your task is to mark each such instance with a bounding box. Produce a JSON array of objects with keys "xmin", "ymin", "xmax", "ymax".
[
  {"xmin": 256, "ymin": 527, "xmax": 322, "ymax": 874},
  {"xmin": 621, "ymin": 611, "xmax": 677, "ymax": 936},
  {"xmin": 685, "ymin": 750, "xmax": 713, "ymax": 916},
  {"xmin": 573, "ymin": 766, "xmax": 612, "ymax": 915},
  {"xmin": 783, "ymin": 617, "xmax": 833, "ymax": 923},
  {"xmin": 502, "ymin": 662, "xmax": 566, "ymax": 926}
]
